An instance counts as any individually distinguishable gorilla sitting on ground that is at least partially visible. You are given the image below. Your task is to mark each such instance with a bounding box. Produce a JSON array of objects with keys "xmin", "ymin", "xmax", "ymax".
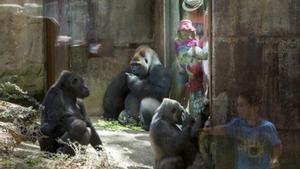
[
  {"xmin": 102, "ymin": 45, "xmax": 171, "ymax": 130},
  {"xmin": 39, "ymin": 70, "xmax": 102, "ymax": 155},
  {"xmin": 150, "ymin": 98, "xmax": 198, "ymax": 169}
]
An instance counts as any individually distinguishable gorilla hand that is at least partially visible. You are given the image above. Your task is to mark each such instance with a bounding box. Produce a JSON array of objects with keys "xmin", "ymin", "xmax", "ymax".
[
  {"xmin": 182, "ymin": 115, "xmax": 195, "ymax": 129},
  {"xmin": 126, "ymin": 73, "xmax": 141, "ymax": 89}
]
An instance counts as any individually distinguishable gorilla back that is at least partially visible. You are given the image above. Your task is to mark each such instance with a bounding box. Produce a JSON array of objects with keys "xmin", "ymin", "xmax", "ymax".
[
  {"xmin": 150, "ymin": 98, "xmax": 197, "ymax": 169},
  {"xmin": 39, "ymin": 70, "xmax": 102, "ymax": 155},
  {"xmin": 102, "ymin": 67, "xmax": 131, "ymax": 120}
]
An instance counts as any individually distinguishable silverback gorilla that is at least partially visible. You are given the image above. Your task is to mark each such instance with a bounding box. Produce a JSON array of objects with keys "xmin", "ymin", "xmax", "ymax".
[
  {"xmin": 39, "ymin": 71, "xmax": 102, "ymax": 155},
  {"xmin": 150, "ymin": 98, "xmax": 197, "ymax": 169},
  {"xmin": 102, "ymin": 46, "xmax": 171, "ymax": 130}
]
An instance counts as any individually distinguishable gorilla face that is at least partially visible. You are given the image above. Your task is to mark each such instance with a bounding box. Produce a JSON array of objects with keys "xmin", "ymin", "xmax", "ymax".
[
  {"xmin": 172, "ymin": 104, "xmax": 185, "ymax": 125},
  {"xmin": 66, "ymin": 74, "xmax": 90, "ymax": 99},
  {"xmin": 158, "ymin": 99, "xmax": 186, "ymax": 125},
  {"xmin": 130, "ymin": 48, "xmax": 151, "ymax": 77}
]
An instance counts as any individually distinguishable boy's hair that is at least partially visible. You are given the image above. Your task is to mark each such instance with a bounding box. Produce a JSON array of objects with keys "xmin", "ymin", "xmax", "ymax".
[{"xmin": 238, "ymin": 89, "xmax": 261, "ymax": 106}]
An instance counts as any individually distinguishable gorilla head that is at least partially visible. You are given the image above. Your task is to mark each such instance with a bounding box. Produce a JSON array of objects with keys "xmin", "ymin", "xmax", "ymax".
[
  {"xmin": 154, "ymin": 98, "xmax": 186, "ymax": 125},
  {"xmin": 54, "ymin": 70, "xmax": 90, "ymax": 99},
  {"xmin": 150, "ymin": 98, "xmax": 197, "ymax": 169},
  {"xmin": 130, "ymin": 45, "xmax": 161, "ymax": 77}
]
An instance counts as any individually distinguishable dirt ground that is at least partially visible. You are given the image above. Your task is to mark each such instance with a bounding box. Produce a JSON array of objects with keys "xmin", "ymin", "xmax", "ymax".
[
  {"xmin": 99, "ymin": 129, "xmax": 153, "ymax": 169},
  {"xmin": 0, "ymin": 128, "xmax": 154, "ymax": 169}
]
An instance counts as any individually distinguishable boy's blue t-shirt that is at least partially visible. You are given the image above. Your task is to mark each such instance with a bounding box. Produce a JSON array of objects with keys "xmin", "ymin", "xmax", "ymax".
[{"xmin": 225, "ymin": 117, "xmax": 281, "ymax": 169}]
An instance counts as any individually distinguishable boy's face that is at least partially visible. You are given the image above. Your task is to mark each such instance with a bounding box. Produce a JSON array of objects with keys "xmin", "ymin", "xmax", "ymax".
[
  {"xmin": 237, "ymin": 96, "xmax": 251, "ymax": 119},
  {"xmin": 237, "ymin": 96, "xmax": 260, "ymax": 120}
]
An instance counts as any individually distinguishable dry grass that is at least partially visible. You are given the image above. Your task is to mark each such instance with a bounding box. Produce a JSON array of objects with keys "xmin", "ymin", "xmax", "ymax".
[{"xmin": 0, "ymin": 140, "xmax": 120, "ymax": 169}]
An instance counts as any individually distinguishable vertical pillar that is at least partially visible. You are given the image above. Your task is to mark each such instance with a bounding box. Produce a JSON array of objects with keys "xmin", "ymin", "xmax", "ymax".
[{"xmin": 163, "ymin": 0, "xmax": 180, "ymax": 68}]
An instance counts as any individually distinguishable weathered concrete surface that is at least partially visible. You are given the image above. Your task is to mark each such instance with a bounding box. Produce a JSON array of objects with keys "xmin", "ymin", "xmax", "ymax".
[
  {"xmin": 81, "ymin": 52, "xmax": 132, "ymax": 116},
  {"xmin": 99, "ymin": 129, "xmax": 153, "ymax": 169},
  {"xmin": 91, "ymin": 0, "xmax": 154, "ymax": 45},
  {"xmin": 0, "ymin": 1, "xmax": 41, "ymax": 5},
  {"xmin": 48, "ymin": 0, "xmax": 154, "ymax": 45},
  {"xmin": 23, "ymin": 3, "xmax": 42, "ymax": 16},
  {"xmin": 0, "ymin": 4, "xmax": 45, "ymax": 96},
  {"xmin": 212, "ymin": 0, "xmax": 300, "ymax": 168},
  {"xmin": 48, "ymin": 0, "xmax": 159, "ymax": 116}
]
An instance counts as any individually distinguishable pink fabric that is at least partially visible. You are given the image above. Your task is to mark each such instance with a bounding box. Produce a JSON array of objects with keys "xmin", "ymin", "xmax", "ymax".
[
  {"xmin": 187, "ymin": 63, "xmax": 204, "ymax": 92},
  {"xmin": 174, "ymin": 39, "xmax": 199, "ymax": 55},
  {"xmin": 177, "ymin": 19, "xmax": 196, "ymax": 32}
]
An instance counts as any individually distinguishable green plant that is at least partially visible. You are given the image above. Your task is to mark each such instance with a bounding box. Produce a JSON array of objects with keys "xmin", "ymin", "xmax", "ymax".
[
  {"xmin": 24, "ymin": 155, "xmax": 44, "ymax": 168},
  {"xmin": 0, "ymin": 82, "xmax": 40, "ymax": 109},
  {"xmin": 94, "ymin": 120, "xmax": 143, "ymax": 132}
]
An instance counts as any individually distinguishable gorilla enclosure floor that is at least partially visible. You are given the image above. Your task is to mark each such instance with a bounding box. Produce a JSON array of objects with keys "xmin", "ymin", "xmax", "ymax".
[
  {"xmin": 0, "ymin": 127, "xmax": 153, "ymax": 169},
  {"xmin": 99, "ymin": 129, "xmax": 153, "ymax": 169}
]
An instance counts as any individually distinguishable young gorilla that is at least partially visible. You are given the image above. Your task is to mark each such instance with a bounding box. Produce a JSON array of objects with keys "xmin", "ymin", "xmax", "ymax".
[
  {"xmin": 150, "ymin": 98, "xmax": 197, "ymax": 169},
  {"xmin": 39, "ymin": 71, "xmax": 102, "ymax": 155}
]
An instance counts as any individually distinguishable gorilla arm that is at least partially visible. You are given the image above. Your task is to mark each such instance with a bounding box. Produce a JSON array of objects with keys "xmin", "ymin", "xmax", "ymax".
[
  {"xmin": 150, "ymin": 120, "xmax": 191, "ymax": 158},
  {"xmin": 128, "ymin": 65, "xmax": 171, "ymax": 100},
  {"xmin": 78, "ymin": 101, "xmax": 103, "ymax": 150},
  {"xmin": 41, "ymin": 88, "xmax": 66, "ymax": 138}
]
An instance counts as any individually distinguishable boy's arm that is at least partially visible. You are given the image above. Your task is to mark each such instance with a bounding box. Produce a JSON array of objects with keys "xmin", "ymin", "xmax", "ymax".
[
  {"xmin": 266, "ymin": 123, "xmax": 282, "ymax": 169},
  {"xmin": 271, "ymin": 144, "xmax": 283, "ymax": 169},
  {"xmin": 200, "ymin": 125, "xmax": 227, "ymax": 135},
  {"xmin": 200, "ymin": 118, "xmax": 240, "ymax": 136}
]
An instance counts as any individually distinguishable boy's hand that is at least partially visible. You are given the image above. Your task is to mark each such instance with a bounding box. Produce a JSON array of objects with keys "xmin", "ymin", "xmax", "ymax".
[
  {"xmin": 182, "ymin": 116, "xmax": 195, "ymax": 129},
  {"xmin": 198, "ymin": 127, "xmax": 210, "ymax": 135},
  {"xmin": 270, "ymin": 159, "xmax": 280, "ymax": 169}
]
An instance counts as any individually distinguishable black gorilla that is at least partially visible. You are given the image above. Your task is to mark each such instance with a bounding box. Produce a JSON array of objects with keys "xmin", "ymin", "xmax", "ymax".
[
  {"xmin": 38, "ymin": 70, "xmax": 102, "ymax": 155},
  {"xmin": 102, "ymin": 67, "xmax": 131, "ymax": 120},
  {"xmin": 102, "ymin": 45, "xmax": 171, "ymax": 130},
  {"xmin": 150, "ymin": 98, "xmax": 197, "ymax": 169}
]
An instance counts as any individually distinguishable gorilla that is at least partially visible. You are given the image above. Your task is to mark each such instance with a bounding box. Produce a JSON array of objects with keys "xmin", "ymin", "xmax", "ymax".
[
  {"xmin": 38, "ymin": 70, "xmax": 102, "ymax": 155},
  {"xmin": 102, "ymin": 67, "xmax": 131, "ymax": 120},
  {"xmin": 150, "ymin": 98, "xmax": 197, "ymax": 169},
  {"xmin": 102, "ymin": 45, "xmax": 171, "ymax": 130}
]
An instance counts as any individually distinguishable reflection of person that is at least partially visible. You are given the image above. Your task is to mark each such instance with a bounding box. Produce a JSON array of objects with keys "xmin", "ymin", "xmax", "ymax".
[
  {"xmin": 182, "ymin": 0, "xmax": 208, "ymax": 40},
  {"xmin": 171, "ymin": 19, "xmax": 206, "ymax": 107},
  {"xmin": 182, "ymin": 0, "xmax": 209, "ymax": 101},
  {"xmin": 186, "ymin": 57, "xmax": 208, "ymax": 118},
  {"xmin": 201, "ymin": 90, "xmax": 283, "ymax": 169},
  {"xmin": 171, "ymin": 19, "xmax": 198, "ymax": 106}
]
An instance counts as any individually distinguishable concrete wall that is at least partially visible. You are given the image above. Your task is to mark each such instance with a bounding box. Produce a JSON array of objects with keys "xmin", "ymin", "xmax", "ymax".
[
  {"xmin": 0, "ymin": 0, "xmax": 41, "ymax": 5},
  {"xmin": 0, "ymin": 4, "xmax": 45, "ymax": 97},
  {"xmin": 47, "ymin": 0, "xmax": 157, "ymax": 116},
  {"xmin": 44, "ymin": 0, "xmax": 154, "ymax": 45},
  {"xmin": 211, "ymin": 0, "xmax": 300, "ymax": 168}
]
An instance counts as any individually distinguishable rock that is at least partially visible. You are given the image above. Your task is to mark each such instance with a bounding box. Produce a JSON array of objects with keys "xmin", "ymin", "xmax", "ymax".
[
  {"xmin": 0, "ymin": 100, "xmax": 40, "ymax": 143},
  {"xmin": 0, "ymin": 123, "xmax": 18, "ymax": 154},
  {"xmin": 0, "ymin": 82, "xmax": 40, "ymax": 109}
]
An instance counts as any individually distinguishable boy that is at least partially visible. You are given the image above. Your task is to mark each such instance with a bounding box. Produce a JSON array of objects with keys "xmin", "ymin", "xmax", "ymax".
[{"xmin": 202, "ymin": 91, "xmax": 282, "ymax": 169}]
